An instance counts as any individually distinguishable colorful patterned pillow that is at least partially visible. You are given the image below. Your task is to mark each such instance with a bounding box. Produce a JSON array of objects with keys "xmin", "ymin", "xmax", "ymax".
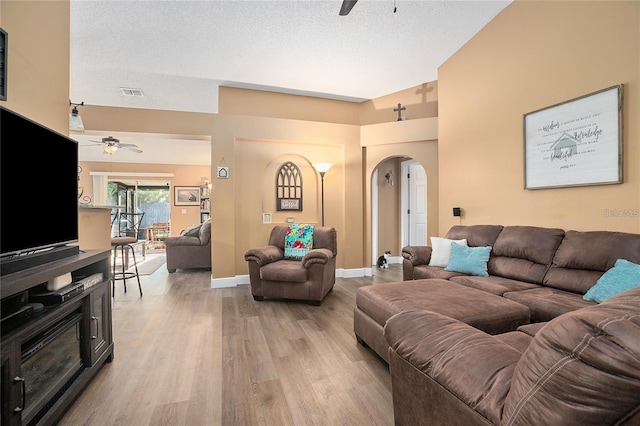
[{"xmin": 284, "ymin": 223, "xmax": 315, "ymax": 259}]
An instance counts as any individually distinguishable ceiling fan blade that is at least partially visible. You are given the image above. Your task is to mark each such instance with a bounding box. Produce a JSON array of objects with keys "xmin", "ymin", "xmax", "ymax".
[
  {"xmin": 123, "ymin": 146, "xmax": 143, "ymax": 153},
  {"xmin": 118, "ymin": 143, "xmax": 139, "ymax": 148},
  {"xmin": 339, "ymin": 0, "xmax": 358, "ymax": 16}
]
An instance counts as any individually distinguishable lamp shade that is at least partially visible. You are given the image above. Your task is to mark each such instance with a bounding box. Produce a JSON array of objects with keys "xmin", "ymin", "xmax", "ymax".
[
  {"xmin": 69, "ymin": 108, "xmax": 85, "ymax": 132},
  {"xmin": 313, "ymin": 162, "xmax": 332, "ymax": 174}
]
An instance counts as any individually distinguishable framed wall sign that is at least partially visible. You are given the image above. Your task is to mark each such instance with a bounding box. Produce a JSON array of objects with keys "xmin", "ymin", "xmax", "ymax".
[
  {"xmin": 524, "ymin": 85, "xmax": 622, "ymax": 190},
  {"xmin": 174, "ymin": 186, "xmax": 200, "ymax": 206},
  {"xmin": 276, "ymin": 161, "xmax": 303, "ymax": 211}
]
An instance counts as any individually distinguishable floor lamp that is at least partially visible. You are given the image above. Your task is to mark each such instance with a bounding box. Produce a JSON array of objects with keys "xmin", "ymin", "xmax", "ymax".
[{"xmin": 312, "ymin": 162, "xmax": 332, "ymax": 226}]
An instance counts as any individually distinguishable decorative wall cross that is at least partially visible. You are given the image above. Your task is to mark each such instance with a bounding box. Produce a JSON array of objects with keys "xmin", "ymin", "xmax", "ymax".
[{"xmin": 394, "ymin": 103, "xmax": 406, "ymax": 121}]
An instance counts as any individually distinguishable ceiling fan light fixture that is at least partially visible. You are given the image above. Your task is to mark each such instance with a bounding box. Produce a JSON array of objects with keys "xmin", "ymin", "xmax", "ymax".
[
  {"xmin": 69, "ymin": 100, "xmax": 85, "ymax": 133},
  {"xmin": 103, "ymin": 145, "xmax": 119, "ymax": 154}
]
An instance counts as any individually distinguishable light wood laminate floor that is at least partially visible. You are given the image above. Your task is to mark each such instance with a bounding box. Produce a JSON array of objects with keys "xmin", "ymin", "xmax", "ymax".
[{"xmin": 59, "ymin": 257, "xmax": 402, "ymax": 426}]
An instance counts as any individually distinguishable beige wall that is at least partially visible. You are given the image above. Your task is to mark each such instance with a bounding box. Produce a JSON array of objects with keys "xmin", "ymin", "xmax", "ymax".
[
  {"xmin": 359, "ymin": 81, "xmax": 438, "ymax": 125},
  {"xmin": 438, "ymin": 0, "xmax": 639, "ymax": 234},
  {"xmin": 78, "ymin": 105, "xmax": 214, "ymax": 136},
  {"xmin": 210, "ymin": 114, "xmax": 361, "ymax": 278},
  {"xmin": 0, "ymin": 0, "xmax": 69, "ymax": 133},
  {"xmin": 219, "ymin": 86, "xmax": 361, "ymax": 125}
]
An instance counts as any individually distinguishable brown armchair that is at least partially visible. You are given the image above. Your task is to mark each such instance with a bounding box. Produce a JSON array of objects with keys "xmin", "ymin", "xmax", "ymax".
[
  {"xmin": 244, "ymin": 225, "xmax": 337, "ymax": 305},
  {"xmin": 165, "ymin": 219, "xmax": 211, "ymax": 273}
]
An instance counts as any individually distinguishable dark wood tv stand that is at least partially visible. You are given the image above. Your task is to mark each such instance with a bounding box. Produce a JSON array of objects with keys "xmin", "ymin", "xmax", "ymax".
[{"xmin": 0, "ymin": 249, "xmax": 113, "ymax": 426}]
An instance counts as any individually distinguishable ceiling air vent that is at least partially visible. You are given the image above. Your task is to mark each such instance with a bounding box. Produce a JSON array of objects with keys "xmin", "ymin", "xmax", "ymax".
[{"xmin": 120, "ymin": 87, "xmax": 144, "ymax": 97}]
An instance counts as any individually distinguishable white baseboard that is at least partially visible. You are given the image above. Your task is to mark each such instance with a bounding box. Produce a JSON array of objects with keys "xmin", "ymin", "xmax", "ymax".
[{"xmin": 212, "ymin": 267, "xmax": 378, "ymax": 289}]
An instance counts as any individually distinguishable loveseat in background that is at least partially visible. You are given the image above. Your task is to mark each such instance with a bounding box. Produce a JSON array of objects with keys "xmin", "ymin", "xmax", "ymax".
[{"xmin": 165, "ymin": 219, "xmax": 212, "ymax": 273}]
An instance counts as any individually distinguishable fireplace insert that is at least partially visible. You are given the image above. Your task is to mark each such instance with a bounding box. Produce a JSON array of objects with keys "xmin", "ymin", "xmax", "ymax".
[{"xmin": 18, "ymin": 310, "xmax": 84, "ymax": 425}]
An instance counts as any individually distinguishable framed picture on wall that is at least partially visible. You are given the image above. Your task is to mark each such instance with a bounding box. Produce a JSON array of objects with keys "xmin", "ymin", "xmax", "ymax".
[
  {"xmin": 0, "ymin": 28, "xmax": 7, "ymax": 101},
  {"xmin": 523, "ymin": 84, "xmax": 623, "ymax": 190},
  {"xmin": 174, "ymin": 186, "xmax": 200, "ymax": 206}
]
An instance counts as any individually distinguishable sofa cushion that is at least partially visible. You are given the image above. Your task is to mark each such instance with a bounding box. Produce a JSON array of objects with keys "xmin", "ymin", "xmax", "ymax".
[
  {"xmin": 445, "ymin": 244, "xmax": 492, "ymax": 277},
  {"xmin": 488, "ymin": 226, "xmax": 564, "ymax": 284},
  {"xmin": 503, "ymin": 286, "xmax": 640, "ymax": 425},
  {"xmin": 494, "ymin": 331, "xmax": 533, "ymax": 354},
  {"xmin": 180, "ymin": 223, "xmax": 201, "ymax": 237},
  {"xmin": 412, "ymin": 265, "xmax": 466, "ymax": 280},
  {"xmin": 260, "ymin": 259, "xmax": 308, "ymax": 282},
  {"xmin": 504, "ymin": 287, "xmax": 595, "ymax": 322},
  {"xmin": 428, "ymin": 237, "xmax": 467, "ymax": 267},
  {"xmin": 583, "ymin": 258, "xmax": 640, "ymax": 303},
  {"xmin": 516, "ymin": 321, "xmax": 548, "ymax": 337},
  {"xmin": 544, "ymin": 230, "xmax": 640, "ymax": 294},
  {"xmin": 356, "ymin": 279, "xmax": 530, "ymax": 334},
  {"xmin": 450, "ymin": 275, "xmax": 540, "ymax": 296},
  {"xmin": 165, "ymin": 235, "xmax": 202, "ymax": 247},
  {"xmin": 445, "ymin": 224, "xmax": 504, "ymax": 247}
]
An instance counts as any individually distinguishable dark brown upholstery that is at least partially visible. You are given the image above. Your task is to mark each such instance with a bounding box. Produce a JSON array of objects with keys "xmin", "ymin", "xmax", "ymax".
[
  {"xmin": 354, "ymin": 279, "xmax": 530, "ymax": 362},
  {"xmin": 400, "ymin": 225, "xmax": 640, "ymax": 321},
  {"xmin": 165, "ymin": 219, "xmax": 211, "ymax": 273},
  {"xmin": 384, "ymin": 286, "xmax": 640, "ymax": 425},
  {"xmin": 244, "ymin": 225, "xmax": 337, "ymax": 305}
]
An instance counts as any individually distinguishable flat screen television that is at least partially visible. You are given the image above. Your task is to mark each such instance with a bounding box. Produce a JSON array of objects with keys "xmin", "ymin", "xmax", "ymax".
[{"xmin": 0, "ymin": 106, "xmax": 79, "ymax": 267}]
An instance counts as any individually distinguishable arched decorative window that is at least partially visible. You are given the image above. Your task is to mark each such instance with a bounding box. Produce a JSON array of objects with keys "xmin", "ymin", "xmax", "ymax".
[{"xmin": 276, "ymin": 161, "xmax": 303, "ymax": 211}]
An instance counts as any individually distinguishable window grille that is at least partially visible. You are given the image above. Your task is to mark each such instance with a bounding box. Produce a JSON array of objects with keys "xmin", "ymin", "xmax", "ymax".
[{"xmin": 276, "ymin": 161, "xmax": 303, "ymax": 211}]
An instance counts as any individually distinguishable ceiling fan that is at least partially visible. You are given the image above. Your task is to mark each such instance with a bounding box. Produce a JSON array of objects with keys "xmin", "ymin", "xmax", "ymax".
[
  {"xmin": 339, "ymin": 0, "xmax": 358, "ymax": 16},
  {"xmin": 87, "ymin": 136, "xmax": 143, "ymax": 155}
]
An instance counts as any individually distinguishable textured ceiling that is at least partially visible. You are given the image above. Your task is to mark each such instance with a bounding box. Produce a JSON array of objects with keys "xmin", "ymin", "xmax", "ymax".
[{"xmin": 69, "ymin": 0, "xmax": 512, "ymax": 114}]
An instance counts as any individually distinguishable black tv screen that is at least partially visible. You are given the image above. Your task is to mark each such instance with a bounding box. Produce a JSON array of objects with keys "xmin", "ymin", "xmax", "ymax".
[{"xmin": 1, "ymin": 106, "xmax": 79, "ymax": 258}]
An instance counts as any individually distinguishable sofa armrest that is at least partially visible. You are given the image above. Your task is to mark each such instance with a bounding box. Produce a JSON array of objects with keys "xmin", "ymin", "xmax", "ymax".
[
  {"xmin": 301, "ymin": 248, "xmax": 333, "ymax": 268},
  {"xmin": 244, "ymin": 245, "xmax": 284, "ymax": 266},
  {"xmin": 384, "ymin": 310, "xmax": 521, "ymax": 424},
  {"xmin": 401, "ymin": 245, "xmax": 432, "ymax": 266}
]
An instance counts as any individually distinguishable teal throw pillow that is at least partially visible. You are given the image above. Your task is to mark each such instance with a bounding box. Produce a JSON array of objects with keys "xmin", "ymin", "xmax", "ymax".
[
  {"xmin": 284, "ymin": 223, "xmax": 315, "ymax": 259},
  {"xmin": 583, "ymin": 258, "xmax": 640, "ymax": 303},
  {"xmin": 444, "ymin": 243, "xmax": 492, "ymax": 277}
]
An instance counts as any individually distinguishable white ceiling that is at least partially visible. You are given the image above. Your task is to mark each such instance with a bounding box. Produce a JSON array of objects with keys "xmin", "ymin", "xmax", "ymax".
[{"xmin": 70, "ymin": 0, "xmax": 512, "ymax": 164}]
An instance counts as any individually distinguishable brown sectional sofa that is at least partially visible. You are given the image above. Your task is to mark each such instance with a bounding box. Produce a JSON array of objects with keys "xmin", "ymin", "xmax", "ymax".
[
  {"xmin": 354, "ymin": 224, "xmax": 640, "ymax": 424},
  {"xmin": 384, "ymin": 286, "xmax": 640, "ymax": 425},
  {"xmin": 402, "ymin": 225, "xmax": 640, "ymax": 321}
]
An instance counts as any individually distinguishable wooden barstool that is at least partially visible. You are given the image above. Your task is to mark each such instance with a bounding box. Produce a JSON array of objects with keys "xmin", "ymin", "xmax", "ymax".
[{"xmin": 111, "ymin": 235, "xmax": 143, "ymax": 297}]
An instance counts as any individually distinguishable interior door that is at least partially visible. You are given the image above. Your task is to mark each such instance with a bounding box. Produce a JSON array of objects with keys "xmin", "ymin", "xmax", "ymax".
[{"xmin": 402, "ymin": 161, "xmax": 427, "ymax": 247}]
